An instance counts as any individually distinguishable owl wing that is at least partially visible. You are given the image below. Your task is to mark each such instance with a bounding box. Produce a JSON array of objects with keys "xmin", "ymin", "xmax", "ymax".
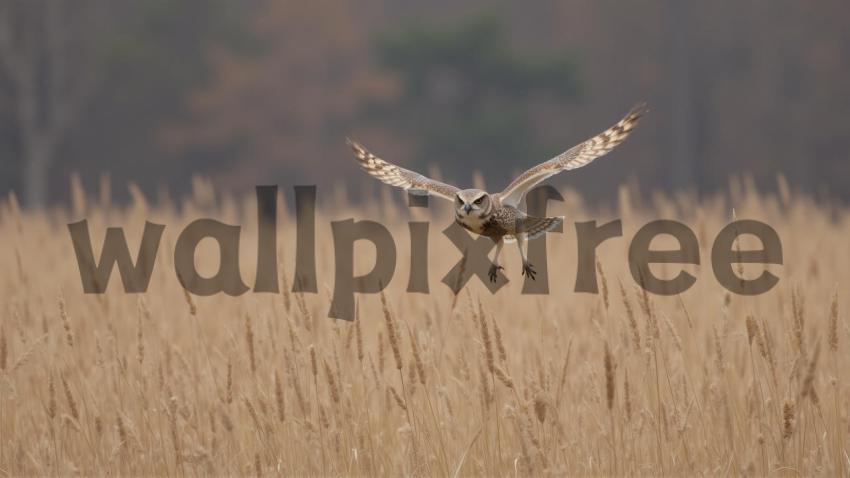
[
  {"xmin": 347, "ymin": 139, "xmax": 461, "ymax": 202},
  {"xmin": 496, "ymin": 103, "xmax": 647, "ymax": 207}
]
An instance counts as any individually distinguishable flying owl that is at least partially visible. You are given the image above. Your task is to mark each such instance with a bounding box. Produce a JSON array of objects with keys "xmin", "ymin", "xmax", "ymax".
[{"xmin": 347, "ymin": 103, "xmax": 647, "ymax": 282}]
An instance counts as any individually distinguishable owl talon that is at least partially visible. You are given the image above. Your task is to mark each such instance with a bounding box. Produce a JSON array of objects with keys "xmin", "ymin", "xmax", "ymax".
[
  {"xmin": 488, "ymin": 264, "xmax": 504, "ymax": 283},
  {"xmin": 522, "ymin": 263, "xmax": 537, "ymax": 280}
]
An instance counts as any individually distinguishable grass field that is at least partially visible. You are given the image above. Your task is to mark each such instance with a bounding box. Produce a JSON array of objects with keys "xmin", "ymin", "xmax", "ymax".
[{"xmin": 0, "ymin": 178, "xmax": 847, "ymax": 476}]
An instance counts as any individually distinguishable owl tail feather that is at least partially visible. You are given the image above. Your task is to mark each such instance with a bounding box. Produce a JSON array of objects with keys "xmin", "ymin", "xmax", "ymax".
[{"xmin": 521, "ymin": 216, "xmax": 564, "ymax": 240}]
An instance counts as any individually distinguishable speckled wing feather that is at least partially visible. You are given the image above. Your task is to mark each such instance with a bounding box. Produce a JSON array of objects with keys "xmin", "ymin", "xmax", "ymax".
[
  {"xmin": 520, "ymin": 216, "xmax": 565, "ymax": 240},
  {"xmin": 497, "ymin": 103, "xmax": 647, "ymax": 207},
  {"xmin": 347, "ymin": 139, "xmax": 460, "ymax": 202}
]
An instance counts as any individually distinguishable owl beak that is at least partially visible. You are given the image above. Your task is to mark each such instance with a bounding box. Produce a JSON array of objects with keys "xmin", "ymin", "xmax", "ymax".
[{"xmin": 463, "ymin": 204, "xmax": 472, "ymax": 214}]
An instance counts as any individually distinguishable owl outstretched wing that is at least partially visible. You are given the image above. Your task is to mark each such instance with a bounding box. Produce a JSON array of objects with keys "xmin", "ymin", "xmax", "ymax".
[
  {"xmin": 496, "ymin": 103, "xmax": 647, "ymax": 207},
  {"xmin": 347, "ymin": 139, "xmax": 461, "ymax": 202}
]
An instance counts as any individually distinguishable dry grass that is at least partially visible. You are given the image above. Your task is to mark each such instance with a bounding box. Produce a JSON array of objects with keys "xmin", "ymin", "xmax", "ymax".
[{"xmin": 0, "ymin": 178, "xmax": 848, "ymax": 476}]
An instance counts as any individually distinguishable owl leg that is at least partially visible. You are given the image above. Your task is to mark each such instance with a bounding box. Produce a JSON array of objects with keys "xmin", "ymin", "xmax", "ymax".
[
  {"xmin": 516, "ymin": 233, "xmax": 536, "ymax": 280},
  {"xmin": 488, "ymin": 237, "xmax": 505, "ymax": 283}
]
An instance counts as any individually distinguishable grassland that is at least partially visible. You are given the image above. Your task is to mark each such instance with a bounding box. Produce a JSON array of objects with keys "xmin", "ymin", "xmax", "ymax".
[{"xmin": 0, "ymin": 178, "xmax": 848, "ymax": 476}]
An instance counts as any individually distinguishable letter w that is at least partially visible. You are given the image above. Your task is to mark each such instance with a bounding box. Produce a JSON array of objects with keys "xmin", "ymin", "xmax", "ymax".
[{"xmin": 68, "ymin": 220, "xmax": 165, "ymax": 293}]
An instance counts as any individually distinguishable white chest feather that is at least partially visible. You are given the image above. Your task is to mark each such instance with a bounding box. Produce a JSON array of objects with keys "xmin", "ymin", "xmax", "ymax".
[{"xmin": 456, "ymin": 212, "xmax": 489, "ymax": 234}]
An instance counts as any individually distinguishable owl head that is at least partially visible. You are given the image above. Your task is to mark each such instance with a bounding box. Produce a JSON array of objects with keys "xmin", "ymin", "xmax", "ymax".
[{"xmin": 455, "ymin": 189, "xmax": 491, "ymax": 216}]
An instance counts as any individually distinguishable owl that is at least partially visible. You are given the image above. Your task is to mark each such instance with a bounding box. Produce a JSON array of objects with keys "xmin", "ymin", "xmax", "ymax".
[{"xmin": 348, "ymin": 103, "xmax": 646, "ymax": 282}]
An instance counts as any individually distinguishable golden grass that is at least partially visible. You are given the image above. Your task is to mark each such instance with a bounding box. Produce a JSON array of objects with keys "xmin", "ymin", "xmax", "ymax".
[{"xmin": 0, "ymin": 179, "xmax": 848, "ymax": 476}]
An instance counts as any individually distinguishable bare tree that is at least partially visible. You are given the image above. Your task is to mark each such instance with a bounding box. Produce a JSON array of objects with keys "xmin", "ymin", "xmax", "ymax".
[{"xmin": 0, "ymin": 0, "xmax": 107, "ymax": 207}]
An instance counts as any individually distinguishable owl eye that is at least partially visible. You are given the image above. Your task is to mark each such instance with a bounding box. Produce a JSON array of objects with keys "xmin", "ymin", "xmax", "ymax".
[
  {"xmin": 474, "ymin": 196, "xmax": 484, "ymax": 205},
  {"xmin": 455, "ymin": 196, "xmax": 463, "ymax": 205}
]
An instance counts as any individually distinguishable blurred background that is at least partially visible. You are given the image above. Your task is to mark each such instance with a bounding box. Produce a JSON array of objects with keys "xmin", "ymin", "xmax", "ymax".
[{"xmin": 1, "ymin": 0, "xmax": 849, "ymax": 209}]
